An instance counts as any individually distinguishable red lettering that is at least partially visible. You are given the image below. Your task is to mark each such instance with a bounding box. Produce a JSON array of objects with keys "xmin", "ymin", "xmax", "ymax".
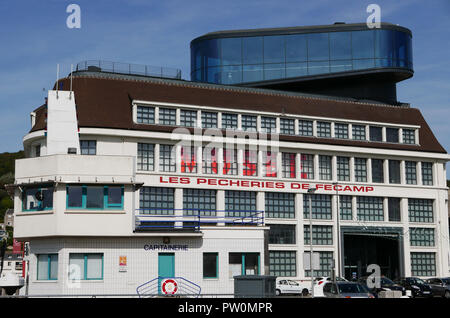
[
  {"xmin": 180, "ymin": 177, "xmax": 190, "ymax": 184},
  {"xmin": 241, "ymin": 181, "xmax": 249, "ymax": 187},
  {"xmin": 275, "ymin": 182, "xmax": 285, "ymax": 189},
  {"xmin": 343, "ymin": 186, "xmax": 352, "ymax": 191},
  {"xmin": 291, "ymin": 183, "xmax": 300, "ymax": 189},
  {"xmin": 160, "ymin": 176, "xmax": 168, "ymax": 183},
  {"xmin": 324, "ymin": 184, "xmax": 332, "ymax": 191},
  {"xmin": 266, "ymin": 182, "xmax": 274, "ymax": 188},
  {"xmin": 169, "ymin": 177, "xmax": 179, "ymax": 183},
  {"xmin": 354, "ymin": 186, "xmax": 365, "ymax": 192},
  {"xmin": 302, "ymin": 184, "xmax": 310, "ymax": 190},
  {"xmin": 218, "ymin": 179, "xmax": 229, "ymax": 186},
  {"xmin": 366, "ymin": 186, "xmax": 374, "ymax": 192},
  {"xmin": 197, "ymin": 178, "xmax": 207, "ymax": 184},
  {"xmin": 208, "ymin": 178, "xmax": 217, "ymax": 186},
  {"xmin": 315, "ymin": 184, "xmax": 324, "ymax": 190}
]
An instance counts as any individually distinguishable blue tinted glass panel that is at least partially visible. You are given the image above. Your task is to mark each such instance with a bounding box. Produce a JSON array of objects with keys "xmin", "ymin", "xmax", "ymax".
[
  {"xmin": 353, "ymin": 58, "xmax": 375, "ymax": 70},
  {"xmin": 330, "ymin": 60, "xmax": 352, "ymax": 73},
  {"xmin": 243, "ymin": 37, "xmax": 263, "ymax": 64},
  {"xmin": 264, "ymin": 36, "xmax": 285, "ymax": 63},
  {"xmin": 221, "ymin": 65, "xmax": 242, "ymax": 84},
  {"xmin": 352, "ymin": 30, "xmax": 375, "ymax": 59},
  {"xmin": 207, "ymin": 67, "xmax": 221, "ymax": 84},
  {"xmin": 243, "ymin": 64, "xmax": 263, "ymax": 82},
  {"xmin": 308, "ymin": 61, "xmax": 329, "ymax": 75},
  {"xmin": 395, "ymin": 31, "xmax": 408, "ymax": 62},
  {"xmin": 285, "ymin": 34, "xmax": 307, "ymax": 62},
  {"xmin": 193, "ymin": 40, "xmax": 205, "ymax": 71},
  {"xmin": 264, "ymin": 63, "xmax": 285, "ymax": 80},
  {"xmin": 407, "ymin": 34, "xmax": 413, "ymax": 67},
  {"xmin": 205, "ymin": 39, "xmax": 220, "ymax": 68},
  {"xmin": 375, "ymin": 29, "xmax": 394, "ymax": 60},
  {"xmin": 286, "ymin": 62, "xmax": 307, "ymax": 78},
  {"xmin": 330, "ymin": 32, "xmax": 351, "ymax": 60},
  {"xmin": 307, "ymin": 33, "xmax": 329, "ymax": 61},
  {"xmin": 375, "ymin": 58, "xmax": 393, "ymax": 67},
  {"xmin": 221, "ymin": 37, "xmax": 242, "ymax": 65}
]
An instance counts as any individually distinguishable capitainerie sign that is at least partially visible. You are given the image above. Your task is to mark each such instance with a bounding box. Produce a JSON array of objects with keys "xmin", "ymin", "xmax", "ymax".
[{"xmin": 159, "ymin": 176, "xmax": 375, "ymax": 192}]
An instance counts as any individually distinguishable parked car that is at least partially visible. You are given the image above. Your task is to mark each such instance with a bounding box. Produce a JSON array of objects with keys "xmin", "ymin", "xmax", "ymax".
[
  {"xmin": 323, "ymin": 281, "xmax": 375, "ymax": 298},
  {"xmin": 276, "ymin": 279, "xmax": 303, "ymax": 296},
  {"xmin": 313, "ymin": 276, "xmax": 348, "ymax": 297},
  {"xmin": 426, "ymin": 277, "xmax": 450, "ymax": 298},
  {"xmin": 394, "ymin": 277, "xmax": 433, "ymax": 298},
  {"xmin": 358, "ymin": 276, "xmax": 406, "ymax": 297}
]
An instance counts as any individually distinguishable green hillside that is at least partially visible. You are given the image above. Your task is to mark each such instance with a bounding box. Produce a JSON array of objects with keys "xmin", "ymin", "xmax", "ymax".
[{"xmin": 0, "ymin": 151, "xmax": 24, "ymax": 223}]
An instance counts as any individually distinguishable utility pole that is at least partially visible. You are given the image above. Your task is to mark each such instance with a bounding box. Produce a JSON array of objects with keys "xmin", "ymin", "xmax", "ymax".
[
  {"xmin": 332, "ymin": 182, "xmax": 341, "ymax": 280},
  {"xmin": 307, "ymin": 187, "xmax": 316, "ymax": 297}
]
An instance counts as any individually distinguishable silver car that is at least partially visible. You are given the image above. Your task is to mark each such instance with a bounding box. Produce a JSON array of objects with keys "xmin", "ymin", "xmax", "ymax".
[{"xmin": 323, "ymin": 282, "xmax": 375, "ymax": 298}]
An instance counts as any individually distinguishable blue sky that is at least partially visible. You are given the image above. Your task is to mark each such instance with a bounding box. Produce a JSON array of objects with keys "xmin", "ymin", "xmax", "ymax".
[{"xmin": 0, "ymin": 0, "xmax": 449, "ymax": 176}]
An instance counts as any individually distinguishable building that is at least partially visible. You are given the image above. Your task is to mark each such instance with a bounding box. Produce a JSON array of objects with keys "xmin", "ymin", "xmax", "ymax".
[
  {"xmin": 9, "ymin": 23, "xmax": 450, "ymax": 296},
  {"xmin": 4, "ymin": 209, "xmax": 14, "ymax": 227},
  {"xmin": 0, "ymin": 253, "xmax": 23, "ymax": 279}
]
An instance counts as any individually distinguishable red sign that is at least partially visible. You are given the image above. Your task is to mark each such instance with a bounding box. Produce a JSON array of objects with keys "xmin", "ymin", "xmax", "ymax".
[{"xmin": 12, "ymin": 239, "xmax": 22, "ymax": 254}]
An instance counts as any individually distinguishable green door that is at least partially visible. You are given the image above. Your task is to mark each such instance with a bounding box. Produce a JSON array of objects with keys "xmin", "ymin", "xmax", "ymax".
[{"xmin": 158, "ymin": 253, "xmax": 175, "ymax": 294}]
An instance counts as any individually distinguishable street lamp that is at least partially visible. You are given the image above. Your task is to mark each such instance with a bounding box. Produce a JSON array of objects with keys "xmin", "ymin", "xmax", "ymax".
[
  {"xmin": 332, "ymin": 182, "xmax": 341, "ymax": 280},
  {"xmin": 307, "ymin": 187, "xmax": 316, "ymax": 297}
]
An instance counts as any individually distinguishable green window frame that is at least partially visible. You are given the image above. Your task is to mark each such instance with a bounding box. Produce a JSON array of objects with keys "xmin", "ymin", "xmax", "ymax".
[
  {"xmin": 69, "ymin": 253, "xmax": 104, "ymax": 280},
  {"xmin": 229, "ymin": 253, "xmax": 260, "ymax": 277},
  {"xmin": 66, "ymin": 185, "xmax": 124, "ymax": 210},
  {"xmin": 22, "ymin": 185, "xmax": 54, "ymax": 212},
  {"xmin": 203, "ymin": 253, "xmax": 219, "ymax": 279},
  {"xmin": 37, "ymin": 254, "xmax": 58, "ymax": 281}
]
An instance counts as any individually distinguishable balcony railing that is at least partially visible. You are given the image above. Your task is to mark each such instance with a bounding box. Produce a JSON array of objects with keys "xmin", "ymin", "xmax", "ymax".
[{"xmin": 135, "ymin": 208, "xmax": 264, "ymax": 232}]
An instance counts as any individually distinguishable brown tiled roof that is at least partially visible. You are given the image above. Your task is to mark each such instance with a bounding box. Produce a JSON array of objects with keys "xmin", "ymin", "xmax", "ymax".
[{"xmin": 30, "ymin": 74, "xmax": 446, "ymax": 154}]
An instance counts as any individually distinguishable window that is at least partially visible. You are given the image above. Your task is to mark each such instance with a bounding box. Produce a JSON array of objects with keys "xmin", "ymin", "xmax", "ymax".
[
  {"xmin": 303, "ymin": 194, "xmax": 332, "ymax": 219},
  {"xmin": 66, "ymin": 185, "xmax": 123, "ymax": 210},
  {"xmin": 410, "ymin": 228, "xmax": 435, "ymax": 247},
  {"xmin": 304, "ymin": 225, "xmax": 333, "ymax": 245},
  {"xmin": 241, "ymin": 115, "xmax": 257, "ymax": 132},
  {"xmin": 388, "ymin": 160, "xmax": 401, "ymax": 184},
  {"xmin": 354, "ymin": 158, "xmax": 367, "ymax": 182},
  {"xmin": 388, "ymin": 198, "xmax": 401, "ymax": 222},
  {"xmin": 137, "ymin": 143, "xmax": 154, "ymax": 171},
  {"xmin": 203, "ymin": 253, "xmax": 218, "ymax": 278},
  {"xmin": 140, "ymin": 187, "xmax": 174, "ymax": 215},
  {"xmin": 243, "ymin": 150, "xmax": 258, "ymax": 176},
  {"xmin": 300, "ymin": 154, "xmax": 314, "ymax": 179},
  {"xmin": 352, "ymin": 124, "xmax": 366, "ymax": 140},
  {"xmin": 22, "ymin": 185, "xmax": 54, "ymax": 211},
  {"xmin": 222, "ymin": 113, "xmax": 238, "ymax": 130},
  {"xmin": 317, "ymin": 121, "xmax": 331, "ymax": 138},
  {"xmin": 280, "ymin": 118, "xmax": 295, "ymax": 135},
  {"xmin": 337, "ymin": 156, "xmax": 350, "ymax": 181},
  {"xmin": 229, "ymin": 253, "xmax": 259, "ymax": 277},
  {"xmin": 202, "ymin": 147, "xmax": 218, "ymax": 174},
  {"xmin": 369, "ymin": 126, "xmax": 382, "ymax": 142},
  {"xmin": 159, "ymin": 108, "xmax": 176, "ymax": 125},
  {"xmin": 298, "ymin": 120, "xmax": 313, "ymax": 136},
  {"xmin": 159, "ymin": 145, "xmax": 175, "ymax": 172},
  {"xmin": 80, "ymin": 140, "xmax": 96, "ymax": 155},
  {"xmin": 263, "ymin": 151, "xmax": 277, "ymax": 177},
  {"xmin": 335, "ymin": 123, "xmax": 349, "ymax": 139},
  {"xmin": 356, "ymin": 196, "xmax": 384, "ymax": 221},
  {"xmin": 410, "ymin": 252, "xmax": 436, "ymax": 277},
  {"xmin": 69, "ymin": 253, "xmax": 103, "ymax": 280},
  {"xmin": 339, "ymin": 195, "xmax": 353, "ymax": 220},
  {"xmin": 180, "ymin": 109, "xmax": 197, "ymax": 127},
  {"xmin": 260, "ymin": 117, "xmax": 276, "ymax": 134},
  {"xmin": 269, "ymin": 224, "xmax": 296, "ymax": 244},
  {"xmin": 319, "ymin": 155, "xmax": 332, "ymax": 180},
  {"xmin": 421, "ymin": 162, "xmax": 433, "ymax": 185},
  {"xmin": 201, "ymin": 111, "xmax": 217, "ymax": 128},
  {"xmin": 403, "ymin": 129, "xmax": 416, "ymax": 144},
  {"xmin": 37, "ymin": 254, "xmax": 58, "ymax": 280},
  {"xmin": 405, "ymin": 161, "xmax": 417, "ymax": 185},
  {"xmin": 265, "ymin": 192, "xmax": 295, "ymax": 218},
  {"xmin": 304, "ymin": 251, "xmax": 333, "ymax": 277},
  {"xmin": 136, "ymin": 106, "xmax": 155, "ymax": 124},
  {"xmin": 183, "ymin": 189, "xmax": 216, "ymax": 216},
  {"xmin": 386, "ymin": 128, "xmax": 399, "ymax": 143},
  {"xmin": 181, "ymin": 146, "xmax": 197, "ymax": 173},
  {"xmin": 35, "ymin": 145, "xmax": 40, "ymax": 157},
  {"xmin": 408, "ymin": 199, "xmax": 433, "ymax": 223},
  {"xmin": 371, "ymin": 159, "xmax": 384, "ymax": 183},
  {"xmin": 225, "ymin": 191, "xmax": 256, "ymax": 218},
  {"xmin": 282, "ymin": 153, "xmax": 296, "ymax": 178},
  {"xmin": 223, "ymin": 148, "xmax": 238, "ymax": 175},
  {"xmin": 269, "ymin": 251, "xmax": 296, "ymax": 277}
]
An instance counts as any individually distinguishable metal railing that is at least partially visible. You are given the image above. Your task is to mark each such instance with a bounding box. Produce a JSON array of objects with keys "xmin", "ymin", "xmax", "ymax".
[
  {"xmin": 136, "ymin": 276, "xmax": 202, "ymax": 298},
  {"xmin": 75, "ymin": 60, "xmax": 182, "ymax": 79},
  {"xmin": 135, "ymin": 208, "xmax": 265, "ymax": 232}
]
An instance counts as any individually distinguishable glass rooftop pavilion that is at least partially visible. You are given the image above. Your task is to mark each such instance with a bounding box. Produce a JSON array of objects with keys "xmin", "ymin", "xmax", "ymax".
[{"xmin": 191, "ymin": 23, "xmax": 413, "ymax": 104}]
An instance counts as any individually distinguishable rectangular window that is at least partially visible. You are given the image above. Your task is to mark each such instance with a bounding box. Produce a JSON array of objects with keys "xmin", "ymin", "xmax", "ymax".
[
  {"xmin": 140, "ymin": 187, "xmax": 174, "ymax": 215},
  {"xmin": 223, "ymin": 148, "xmax": 238, "ymax": 175},
  {"xmin": 371, "ymin": 159, "xmax": 384, "ymax": 183},
  {"xmin": 229, "ymin": 253, "xmax": 259, "ymax": 277},
  {"xmin": 269, "ymin": 224, "xmax": 296, "ymax": 244},
  {"xmin": 35, "ymin": 145, "xmax": 40, "ymax": 157},
  {"xmin": 269, "ymin": 251, "xmax": 296, "ymax": 277},
  {"xmin": 337, "ymin": 156, "xmax": 350, "ymax": 181},
  {"xmin": 354, "ymin": 158, "xmax": 367, "ymax": 182},
  {"xmin": 369, "ymin": 126, "xmax": 382, "ymax": 142},
  {"xmin": 410, "ymin": 252, "xmax": 436, "ymax": 276},
  {"xmin": 421, "ymin": 162, "xmax": 433, "ymax": 185},
  {"xmin": 317, "ymin": 121, "xmax": 331, "ymax": 138},
  {"xmin": 67, "ymin": 185, "xmax": 123, "ymax": 210},
  {"xmin": 303, "ymin": 194, "xmax": 332, "ymax": 219},
  {"xmin": 80, "ymin": 140, "xmax": 96, "ymax": 155},
  {"xmin": 408, "ymin": 199, "xmax": 433, "ymax": 223},
  {"xmin": 304, "ymin": 225, "xmax": 333, "ymax": 245},
  {"xmin": 280, "ymin": 118, "xmax": 295, "ymax": 135},
  {"xmin": 241, "ymin": 115, "xmax": 257, "ymax": 132},
  {"xmin": 263, "ymin": 151, "xmax": 277, "ymax": 177},
  {"xmin": 403, "ymin": 129, "xmax": 416, "ymax": 144},
  {"xmin": 243, "ymin": 150, "xmax": 258, "ymax": 176},
  {"xmin": 136, "ymin": 106, "xmax": 155, "ymax": 124},
  {"xmin": 203, "ymin": 253, "xmax": 218, "ymax": 278},
  {"xmin": 201, "ymin": 111, "xmax": 218, "ymax": 128},
  {"xmin": 22, "ymin": 185, "xmax": 54, "ymax": 211},
  {"xmin": 183, "ymin": 189, "xmax": 216, "ymax": 216},
  {"xmin": 282, "ymin": 153, "xmax": 296, "ymax": 178},
  {"xmin": 356, "ymin": 196, "xmax": 384, "ymax": 221},
  {"xmin": 265, "ymin": 192, "xmax": 295, "ymax": 219},
  {"xmin": 389, "ymin": 160, "xmax": 401, "ymax": 184},
  {"xmin": 37, "ymin": 254, "xmax": 58, "ymax": 280},
  {"xmin": 410, "ymin": 228, "xmax": 435, "ymax": 247},
  {"xmin": 405, "ymin": 161, "xmax": 417, "ymax": 185},
  {"xmin": 159, "ymin": 108, "xmax": 176, "ymax": 126},
  {"xmin": 335, "ymin": 123, "xmax": 349, "ymax": 139},
  {"xmin": 388, "ymin": 197, "xmax": 401, "ymax": 222},
  {"xmin": 222, "ymin": 113, "xmax": 238, "ymax": 130},
  {"xmin": 68, "ymin": 253, "xmax": 103, "ymax": 280},
  {"xmin": 304, "ymin": 251, "xmax": 333, "ymax": 277},
  {"xmin": 159, "ymin": 145, "xmax": 175, "ymax": 172},
  {"xmin": 298, "ymin": 120, "xmax": 313, "ymax": 136},
  {"xmin": 180, "ymin": 109, "xmax": 197, "ymax": 127},
  {"xmin": 202, "ymin": 147, "xmax": 218, "ymax": 174},
  {"xmin": 352, "ymin": 124, "xmax": 366, "ymax": 140},
  {"xmin": 339, "ymin": 195, "xmax": 353, "ymax": 220},
  {"xmin": 386, "ymin": 128, "xmax": 399, "ymax": 143},
  {"xmin": 300, "ymin": 154, "xmax": 314, "ymax": 179},
  {"xmin": 225, "ymin": 191, "xmax": 256, "ymax": 218},
  {"xmin": 319, "ymin": 155, "xmax": 332, "ymax": 180},
  {"xmin": 137, "ymin": 143, "xmax": 154, "ymax": 171},
  {"xmin": 260, "ymin": 116, "xmax": 276, "ymax": 134}
]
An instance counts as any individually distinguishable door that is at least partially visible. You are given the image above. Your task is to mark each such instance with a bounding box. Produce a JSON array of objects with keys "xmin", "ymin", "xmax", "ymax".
[{"xmin": 158, "ymin": 253, "xmax": 175, "ymax": 294}]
